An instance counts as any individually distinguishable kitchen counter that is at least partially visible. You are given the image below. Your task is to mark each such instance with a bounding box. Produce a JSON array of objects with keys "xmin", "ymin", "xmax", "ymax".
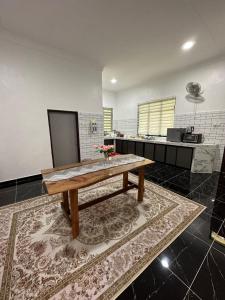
[
  {"xmin": 104, "ymin": 136, "xmax": 215, "ymax": 148},
  {"xmin": 104, "ymin": 137, "xmax": 219, "ymax": 173}
]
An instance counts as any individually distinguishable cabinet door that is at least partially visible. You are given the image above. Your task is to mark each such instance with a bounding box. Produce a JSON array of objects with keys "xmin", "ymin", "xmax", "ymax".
[
  {"xmin": 144, "ymin": 143, "xmax": 154, "ymax": 160},
  {"xmin": 154, "ymin": 144, "xmax": 166, "ymax": 162},
  {"xmin": 116, "ymin": 140, "xmax": 123, "ymax": 153},
  {"xmin": 176, "ymin": 147, "xmax": 193, "ymax": 169},
  {"xmin": 136, "ymin": 142, "xmax": 144, "ymax": 157},
  {"xmin": 166, "ymin": 146, "xmax": 177, "ymax": 165},
  {"xmin": 104, "ymin": 139, "xmax": 114, "ymax": 145},
  {"xmin": 127, "ymin": 141, "xmax": 136, "ymax": 154},
  {"xmin": 122, "ymin": 140, "xmax": 128, "ymax": 154}
]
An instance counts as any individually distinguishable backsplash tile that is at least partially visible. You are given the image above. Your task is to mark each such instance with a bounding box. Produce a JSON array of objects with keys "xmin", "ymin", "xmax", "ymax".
[
  {"xmin": 113, "ymin": 119, "xmax": 137, "ymax": 136},
  {"xmin": 79, "ymin": 112, "xmax": 104, "ymax": 161},
  {"xmin": 174, "ymin": 110, "xmax": 225, "ymax": 171}
]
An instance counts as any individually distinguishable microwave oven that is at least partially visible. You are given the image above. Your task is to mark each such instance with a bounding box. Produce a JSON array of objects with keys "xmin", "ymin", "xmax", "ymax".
[{"xmin": 182, "ymin": 133, "xmax": 203, "ymax": 144}]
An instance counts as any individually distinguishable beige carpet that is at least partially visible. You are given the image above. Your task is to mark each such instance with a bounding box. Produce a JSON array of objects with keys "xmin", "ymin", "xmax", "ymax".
[{"xmin": 0, "ymin": 174, "xmax": 205, "ymax": 300}]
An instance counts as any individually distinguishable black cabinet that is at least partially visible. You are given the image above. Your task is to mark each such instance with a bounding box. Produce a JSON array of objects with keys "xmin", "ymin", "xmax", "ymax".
[
  {"xmin": 116, "ymin": 139, "xmax": 193, "ymax": 170},
  {"xmin": 127, "ymin": 141, "xmax": 136, "ymax": 154},
  {"xmin": 116, "ymin": 140, "xmax": 123, "ymax": 153},
  {"xmin": 122, "ymin": 140, "xmax": 128, "ymax": 154},
  {"xmin": 104, "ymin": 139, "xmax": 114, "ymax": 145},
  {"xmin": 154, "ymin": 144, "xmax": 166, "ymax": 162},
  {"xmin": 144, "ymin": 143, "xmax": 154, "ymax": 160},
  {"xmin": 176, "ymin": 147, "xmax": 193, "ymax": 169},
  {"xmin": 136, "ymin": 142, "xmax": 144, "ymax": 157},
  {"xmin": 166, "ymin": 146, "xmax": 177, "ymax": 165}
]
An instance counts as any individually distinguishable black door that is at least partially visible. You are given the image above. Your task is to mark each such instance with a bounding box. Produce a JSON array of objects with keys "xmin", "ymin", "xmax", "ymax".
[
  {"xmin": 144, "ymin": 143, "xmax": 155, "ymax": 160},
  {"xmin": 166, "ymin": 146, "xmax": 177, "ymax": 165},
  {"xmin": 136, "ymin": 142, "xmax": 144, "ymax": 156},
  {"xmin": 116, "ymin": 140, "xmax": 123, "ymax": 153},
  {"xmin": 122, "ymin": 140, "xmax": 128, "ymax": 154},
  {"xmin": 154, "ymin": 144, "xmax": 166, "ymax": 162},
  {"xmin": 176, "ymin": 147, "xmax": 193, "ymax": 169},
  {"xmin": 127, "ymin": 141, "xmax": 136, "ymax": 154}
]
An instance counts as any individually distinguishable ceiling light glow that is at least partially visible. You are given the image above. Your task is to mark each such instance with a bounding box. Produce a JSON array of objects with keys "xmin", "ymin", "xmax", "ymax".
[
  {"xmin": 161, "ymin": 257, "xmax": 169, "ymax": 268},
  {"xmin": 110, "ymin": 78, "xmax": 117, "ymax": 84},
  {"xmin": 182, "ymin": 40, "xmax": 195, "ymax": 51}
]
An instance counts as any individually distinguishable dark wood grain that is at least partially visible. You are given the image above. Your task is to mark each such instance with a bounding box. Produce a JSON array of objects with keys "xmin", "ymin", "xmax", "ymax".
[
  {"xmin": 138, "ymin": 166, "xmax": 145, "ymax": 202},
  {"xmin": 69, "ymin": 189, "xmax": 79, "ymax": 239},
  {"xmin": 61, "ymin": 191, "xmax": 70, "ymax": 214},
  {"xmin": 123, "ymin": 171, "xmax": 128, "ymax": 189}
]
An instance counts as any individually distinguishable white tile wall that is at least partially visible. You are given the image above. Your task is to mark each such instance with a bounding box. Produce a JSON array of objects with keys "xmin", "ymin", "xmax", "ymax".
[
  {"xmin": 174, "ymin": 111, "xmax": 225, "ymax": 171},
  {"xmin": 79, "ymin": 112, "xmax": 104, "ymax": 160},
  {"xmin": 113, "ymin": 119, "xmax": 137, "ymax": 136},
  {"xmin": 114, "ymin": 110, "xmax": 225, "ymax": 171}
]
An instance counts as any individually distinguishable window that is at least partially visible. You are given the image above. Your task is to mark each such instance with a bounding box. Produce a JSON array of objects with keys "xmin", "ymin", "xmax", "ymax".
[
  {"xmin": 103, "ymin": 107, "xmax": 113, "ymax": 133},
  {"xmin": 138, "ymin": 98, "xmax": 175, "ymax": 136}
]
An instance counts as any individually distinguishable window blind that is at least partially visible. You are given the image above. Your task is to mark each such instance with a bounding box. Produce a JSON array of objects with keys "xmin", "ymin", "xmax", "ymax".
[
  {"xmin": 138, "ymin": 98, "xmax": 175, "ymax": 136},
  {"xmin": 103, "ymin": 107, "xmax": 113, "ymax": 133}
]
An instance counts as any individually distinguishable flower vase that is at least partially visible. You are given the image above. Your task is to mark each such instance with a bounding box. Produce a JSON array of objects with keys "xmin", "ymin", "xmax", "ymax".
[{"xmin": 104, "ymin": 152, "xmax": 109, "ymax": 160}]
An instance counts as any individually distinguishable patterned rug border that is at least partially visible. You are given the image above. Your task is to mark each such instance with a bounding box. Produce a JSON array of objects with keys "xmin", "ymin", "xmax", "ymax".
[{"xmin": 0, "ymin": 174, "xmax": 206, "ymax": 300}]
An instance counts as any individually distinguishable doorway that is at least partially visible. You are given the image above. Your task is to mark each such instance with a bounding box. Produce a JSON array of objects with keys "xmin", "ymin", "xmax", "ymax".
[{"xmin": 48, "ymin": 110, "xmax": 80, "ymax": 167}]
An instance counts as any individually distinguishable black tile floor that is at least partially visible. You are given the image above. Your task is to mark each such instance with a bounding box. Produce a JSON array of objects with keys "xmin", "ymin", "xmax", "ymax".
[{"xmin": 0, "ymin": 163, "xmax": 225, "ymax": 300}]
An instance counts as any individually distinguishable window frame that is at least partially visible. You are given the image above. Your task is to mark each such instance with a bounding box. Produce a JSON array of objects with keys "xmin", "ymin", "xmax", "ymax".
[
  {"xmin": 103, "ymin": 107, "xmax": 113, "ymax": 133},
  {"xmin": 137, "ymin": 97, "xmax": 176, "ymax": 137}
]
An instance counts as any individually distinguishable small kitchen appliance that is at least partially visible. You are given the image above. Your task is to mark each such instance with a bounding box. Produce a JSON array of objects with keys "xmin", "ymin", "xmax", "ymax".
[
  {"xmin": 182, "ymin": 133, "xmax": 203, "ymax": 144},
  {"xmin": 167, "ymin": 128, "xmax": 186, "ymax": 142}
]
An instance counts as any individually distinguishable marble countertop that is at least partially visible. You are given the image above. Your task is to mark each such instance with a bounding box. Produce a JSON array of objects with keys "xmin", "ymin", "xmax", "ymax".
[{"xmin": 104, "ymin": 136, "xmax": 217, "ymax": 148}]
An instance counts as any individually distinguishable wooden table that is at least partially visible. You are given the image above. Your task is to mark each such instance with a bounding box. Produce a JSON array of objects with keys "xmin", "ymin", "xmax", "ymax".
[{"xmin": 42, "ymin": 157, "xmax": 153, "ymax": 239}]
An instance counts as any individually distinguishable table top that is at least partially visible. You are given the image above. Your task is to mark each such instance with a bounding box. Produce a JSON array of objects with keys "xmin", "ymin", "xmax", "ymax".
[{"xmin": 42, "ymin": 157, "xmax": 153, "ymax": 195}]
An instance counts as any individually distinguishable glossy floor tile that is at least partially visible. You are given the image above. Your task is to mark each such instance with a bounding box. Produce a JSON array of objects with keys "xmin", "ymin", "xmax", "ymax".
[
  {"xmin": 188, "ymin": 192, "xmax": 225, "ymax": 221},
  {"xmin": 191, "ymin": 247, "xmax": 225, "ymax": 300},
  {"xmin": 186, "ymin": 212, "xmax": 223, "ymax": 245},
  {"xmin": 158, "ymin": 231, "xmax": 209, "ymax": 286},
  {"xmin": 118, "ymin": 258, "xmax": 190, "ymax": 300}
]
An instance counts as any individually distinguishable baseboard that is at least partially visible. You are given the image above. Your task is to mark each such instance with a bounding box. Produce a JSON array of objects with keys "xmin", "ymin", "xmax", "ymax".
[{"xmin": 0, "ymin": 174, "xmax": 42, "ymax": 189}]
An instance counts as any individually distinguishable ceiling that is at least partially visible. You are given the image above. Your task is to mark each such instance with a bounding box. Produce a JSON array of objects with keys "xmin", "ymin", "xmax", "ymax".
[{"xmin": 0, "ymin": 0, "xmax": 225, "ymax": 91}]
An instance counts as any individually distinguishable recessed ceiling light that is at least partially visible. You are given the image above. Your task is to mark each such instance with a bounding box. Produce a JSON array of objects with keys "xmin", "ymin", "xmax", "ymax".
[
  {"xmin": 182, "ymin": 40, "xmax": 195, "ymax": 51},
  {"xmin": 110, "ymin": 78, "xmax": 117, "ymax": 84}
]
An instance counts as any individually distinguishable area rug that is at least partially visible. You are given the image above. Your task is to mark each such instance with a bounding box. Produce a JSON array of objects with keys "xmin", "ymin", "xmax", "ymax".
[{"xmin": 0, "ymin": 174, "xmax": 205, "ymax": 300}]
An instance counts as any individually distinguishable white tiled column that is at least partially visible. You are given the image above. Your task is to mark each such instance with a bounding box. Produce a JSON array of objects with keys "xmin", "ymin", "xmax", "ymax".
[
  {"xmin": 174, "ymin": 111, "xmax": 225, "ymax": 171},
  {"xmin": 78, "ymin": 112, "xmax": 104, "ymax": 160}
]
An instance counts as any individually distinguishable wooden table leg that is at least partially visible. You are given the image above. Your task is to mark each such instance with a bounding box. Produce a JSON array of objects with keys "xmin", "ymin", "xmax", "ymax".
[
  {"xmin": 123, "ymin": 171, "xmax": 128, "ymax": 189},
  {"xmin": 138, "ymin": 167, "xmax": 145, "ymax": 202},
  {"xmin": 69, "ymin": 189, "xmax": 79, "ymax": 239},
  {"xmin": 61, "ymin": 191, "xmax": 70, "ymax": 214}
]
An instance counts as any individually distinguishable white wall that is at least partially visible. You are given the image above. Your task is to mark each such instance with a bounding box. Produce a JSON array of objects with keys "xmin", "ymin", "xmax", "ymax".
[
  {"xmin": 102, "ymin": 90, "xmax": 117, "ymax": 109},
  {"xmin": 0, "ymin": 32, "xmax": 102, "ymax": 181},
  {"xmin": 115, "ymin": 55, "xmax": 225, "ymax": 120}
]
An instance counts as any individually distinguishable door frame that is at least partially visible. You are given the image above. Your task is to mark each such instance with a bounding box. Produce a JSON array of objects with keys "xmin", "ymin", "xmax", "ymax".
[{"xmin": 47, "ymin": 109, "xmax": 81, "ymax": 167}]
